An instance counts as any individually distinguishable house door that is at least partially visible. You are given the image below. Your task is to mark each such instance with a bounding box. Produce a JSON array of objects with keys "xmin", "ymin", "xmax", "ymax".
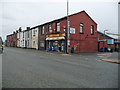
[{"xmin": 25, "ymin": 40, "xmax": 27, "ymax": 48}]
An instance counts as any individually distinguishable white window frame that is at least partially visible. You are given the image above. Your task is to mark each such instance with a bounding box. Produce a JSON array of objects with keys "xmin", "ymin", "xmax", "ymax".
[
  {"xmin": 49, "ymin": 24, "xmax": 52, "ymax": 32},
  {"xmin": 90, "ymin": 25, "xmax": 94, "ymax": 35},
  {"xmin": 57, "ymin": 22, "xmax": 60, "ymax": 32},
  {"xmin": 80, "ymin": 23, "xmax": 84, "ymax": 34},
  {"xmin": 33, "ymin": 29, "xmax": 36, "ymax": 37},
  {"xmin": 42, "ymin": 26, "xmax": 45, "ymax": 34}
]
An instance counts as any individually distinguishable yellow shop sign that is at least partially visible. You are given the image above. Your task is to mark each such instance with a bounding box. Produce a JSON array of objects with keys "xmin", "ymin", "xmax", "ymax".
[{"xmin": 46, "ymin": 33, "xmax": 65, "ymax": 38}]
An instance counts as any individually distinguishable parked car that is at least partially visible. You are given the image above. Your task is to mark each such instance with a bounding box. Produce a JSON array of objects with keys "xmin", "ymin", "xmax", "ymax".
[{"xmin": 100, "ymin": 47, "xmax": 113, "ymax": 52}]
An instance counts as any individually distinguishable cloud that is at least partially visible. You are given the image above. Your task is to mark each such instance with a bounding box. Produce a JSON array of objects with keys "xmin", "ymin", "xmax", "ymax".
[
  {"xmin": 0, "ymin": 0, "xmax": 119, "ymax": 2},
  {"xmin": 0, "ymin": 1, "xmax": 118, "ymax": 41},
  {"xmin": 2, "ymin": 14, "xmax": 15, "ymax": 20}
]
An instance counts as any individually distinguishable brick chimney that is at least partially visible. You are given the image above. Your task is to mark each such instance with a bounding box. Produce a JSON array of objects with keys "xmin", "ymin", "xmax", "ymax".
[
  {"xmin": 26, "ymin": 27, "xmax": 30, "ymax": 30},
  {"xmin": 13, "ymin": 31, "xmax": 16, "ymax": 34},
  {"xmin": 19, "ymin": 27, "xmax": 22, "ymax": 32},
  {"xmin": 16, "ymin": 30, "xmax": 19, "ymax": 33}
]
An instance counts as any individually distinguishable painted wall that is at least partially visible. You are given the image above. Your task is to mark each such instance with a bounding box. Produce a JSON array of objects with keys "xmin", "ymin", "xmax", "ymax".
[
  {"xmin": 28, "ymin": 29, "xmax": 32, "ymax": 48},
  {"xmin": 25, "ymin": 30, "xmax": 30, "ymax": 48},
  {"xmin": 20, "ymin": 31, "xmax": 24, "ymax": 48},
  {"xmin": 17, "ymin": 32, "xmax": 20, "ymax": 47},
  {"xmin": 32, "ymin": 27, "xmax": 38, "ymax": 49}
]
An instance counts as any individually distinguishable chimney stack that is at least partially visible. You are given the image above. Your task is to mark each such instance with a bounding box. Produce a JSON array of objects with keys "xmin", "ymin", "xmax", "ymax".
[
  {"xmin": 19, "ymin": 27, "xmax": 22, "ymax": 32},
  {"xmin": 16, "ymin": 30, "xmax": 19, "ymax": 33},
  {"xmin": 13, "ymin": 31, "xmax": 15, "ymax": 34},
  {"xmin": 26, "ymin": 27, "xmax": 30, "ymax": 30}
]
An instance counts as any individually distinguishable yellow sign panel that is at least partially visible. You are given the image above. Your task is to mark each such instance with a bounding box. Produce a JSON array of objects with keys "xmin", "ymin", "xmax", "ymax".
[{"xmin": 46, "ymin": 33, "xmax": 65, "ymax": 38}]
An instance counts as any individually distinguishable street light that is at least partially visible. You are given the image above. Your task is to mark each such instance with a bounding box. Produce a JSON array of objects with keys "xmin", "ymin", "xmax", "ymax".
[
  {"xmin": 103, "ymin": 29, "xmax": 108, "ymax": 52},
  {"xmin": 66, "ymin": 0, "xmax": 70, "ymax": 54},
  {"xmin": 104, "ymin": 30, "xmax": 108, "ymax": 35}
]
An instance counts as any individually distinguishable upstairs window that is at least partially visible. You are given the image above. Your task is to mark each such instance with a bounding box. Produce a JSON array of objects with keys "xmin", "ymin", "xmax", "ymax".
[
  {"xmin": 80, "ymin": 23, "xmax": 84, "ymax": 34},
  {"xmin": 33, "ymin": 29, "xmax": 36, "ymax": 37},
  {"xmin": 41, "ymin": 26, "xmax": 45, "ymax": 35},
  {"xmin": 90, "ymin": 25, "xmax": 94, "ymax": 35},
  {"xmin": 56, "ymin": 22, "xmax": 60, "ymax": 32},
  {"xmin": 49, "ymin": 24, "xmax": 52, "ymax": 33}
]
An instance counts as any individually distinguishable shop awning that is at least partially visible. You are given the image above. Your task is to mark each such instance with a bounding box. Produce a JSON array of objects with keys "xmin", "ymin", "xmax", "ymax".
[{"xmin": 46, "ymin": 37, "xmax": 65, "ymax": 40}]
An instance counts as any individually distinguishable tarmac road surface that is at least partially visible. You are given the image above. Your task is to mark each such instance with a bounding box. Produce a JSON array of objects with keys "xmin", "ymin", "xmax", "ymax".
[{"xmin": 2, "ymin": 47, "xmax": 118, "ymax": 88}]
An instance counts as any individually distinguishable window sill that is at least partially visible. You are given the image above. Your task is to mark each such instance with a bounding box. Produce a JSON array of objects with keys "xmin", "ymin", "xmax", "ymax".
[{"xmin": 79, "ymin": 33, "xmax": 84, "ymax": 34}]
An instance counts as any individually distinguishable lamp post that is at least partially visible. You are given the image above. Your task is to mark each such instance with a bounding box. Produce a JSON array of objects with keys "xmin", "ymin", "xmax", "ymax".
[
  {"xmin": 66, "ymin": 0, "xmax": 70, "ymax": 54},
  {"xmin": 103, "ymin": 30, "xmax": 108, "ymax": 52}
]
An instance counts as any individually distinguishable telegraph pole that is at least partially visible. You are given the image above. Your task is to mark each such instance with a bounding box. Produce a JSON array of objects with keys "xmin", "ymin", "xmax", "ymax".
[{"xmin": 67, "ymin": 0, "xmax": 70, "ymax": 53}]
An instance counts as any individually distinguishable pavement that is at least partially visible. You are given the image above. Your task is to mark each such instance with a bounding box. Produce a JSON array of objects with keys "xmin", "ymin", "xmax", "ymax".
[
  {"xmin": 2, "ymin": 47, "xmax": 118, "ymax": 88},
  {"xmin": 49, "ymin": 51, "xmax": 120, "ymax": 63},
  {"xmin": 0, "ymin": 49, "xmax": 3, "ymax": 54},
  {"xmin": 96, "ymin": 52, "xmax": 120, "ymax": 64}
]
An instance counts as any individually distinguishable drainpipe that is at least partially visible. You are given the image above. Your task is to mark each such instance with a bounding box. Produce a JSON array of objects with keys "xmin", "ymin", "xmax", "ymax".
[{"xmin": 103, "ymin": 30, "xmax": 108, "ymax": 52}]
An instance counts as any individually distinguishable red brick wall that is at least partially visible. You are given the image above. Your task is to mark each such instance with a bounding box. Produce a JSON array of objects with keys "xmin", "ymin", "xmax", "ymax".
[
  {"xmin": 98, "ymin": 32, "xmax": 115, "ymax": 50},
  {"xmin": 60, "ymin": 20, "xmax": 67, "ymax": 33},
  {"xmin": 38, "ymin": 11, "xmax": 98, "ymax": 52},
  {"xmin": 69, "ymin": 11, "xmax": 98, "ymax": 52},
  {"xmin": 52, "ymin": 22, "xmax": 56, "ymax": 33}
]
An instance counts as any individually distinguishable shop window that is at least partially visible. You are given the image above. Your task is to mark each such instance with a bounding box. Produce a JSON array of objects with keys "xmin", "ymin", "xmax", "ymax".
[
  {"xmin": 90, "ymin": 25, "xmax": 94, "ymax": 35},
  {"xmin": 41, "ymin": 26, "xmax": 45, "ymax": 34},
  {"xmin": 40, "ymin": 40, "xmax": 44, "ymax": 48},
  {"xmin": 49, "ymin": 24, "xmax": 52, "ymax": 33},
  {"xmin": 80, "ymin": 23, "xmax": 84, "ymax": 34},
  {"xmin": 56, "ymin": 22, "xmax": 60, "ymax": 32}
]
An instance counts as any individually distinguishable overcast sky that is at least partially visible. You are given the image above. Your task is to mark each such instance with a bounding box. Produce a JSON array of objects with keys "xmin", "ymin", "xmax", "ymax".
[{"xmin": 0, "ymin": 0, "xmax": 119, "ymax": 41}]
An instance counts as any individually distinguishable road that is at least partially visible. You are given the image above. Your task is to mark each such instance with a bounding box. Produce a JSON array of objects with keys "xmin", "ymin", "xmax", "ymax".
[{"xmin": 2, "ymin": 47, "xmax": 118, "ymax": 88}]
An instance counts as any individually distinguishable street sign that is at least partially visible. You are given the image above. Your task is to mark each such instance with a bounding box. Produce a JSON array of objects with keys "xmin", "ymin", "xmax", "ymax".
[
  {"xmin": 70, "ymin": 28, "xmax": 75, "ymax": 34},
  {"xmin": 107, "ymin": 39, "xmax": 114, "ymax": 44},
  {"xmin": 67, "ymin": 40, "xmax": 70, "ymax": 46},
  {"xmin": 98, "ymin": 39, "xmax": 107, "ymax": 42}
]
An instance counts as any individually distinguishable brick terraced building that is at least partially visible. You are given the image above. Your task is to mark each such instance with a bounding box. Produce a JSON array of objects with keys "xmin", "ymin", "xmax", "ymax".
[{"xmin": 7, "ymin": 10, "xmax": 115, "ymax": 53}]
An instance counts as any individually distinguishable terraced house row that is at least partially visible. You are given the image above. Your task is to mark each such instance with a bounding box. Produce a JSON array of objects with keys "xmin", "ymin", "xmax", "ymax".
[{"xmin": 7, "ymin": 11, "xmax": 117, "ymax": 53}]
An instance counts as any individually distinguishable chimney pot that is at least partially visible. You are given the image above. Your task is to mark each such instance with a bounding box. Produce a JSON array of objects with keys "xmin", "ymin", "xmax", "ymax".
[
  {"xmin": 26, "ymin": 27, "xmax": 30, "ymax": 30},
  {"xmin": 19, "ymin": 27, "xmax": 22, "ymax": 32}
]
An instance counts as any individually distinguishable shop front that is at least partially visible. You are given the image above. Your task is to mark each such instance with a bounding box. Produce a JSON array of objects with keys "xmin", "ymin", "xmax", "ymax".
[{"xmin": 46, "ymin": 33, "xmax": 66, "ymax": 52}]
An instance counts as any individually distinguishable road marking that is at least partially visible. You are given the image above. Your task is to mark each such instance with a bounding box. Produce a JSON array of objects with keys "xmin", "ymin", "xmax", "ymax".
[
  {"xmin": 101, "ymin": 59, "xmax": 120, "ymax": 63},
  {"xmin": 97, "ymin": 53, "xmax": 112, "ymax": 56},
  {"xmin": 97, "ymin": 59, "xmax": 102, "ymax": 62},
  {"xmin": 61, "ymin": 54, "xmax": 72, "ymax": 56},
  {"xmin": 98, "ymin": 56, "xmax": 104, "ymax": 57},
  {"xmin": 55, "ymin": 58, "xmax": 91, "ymax": 68}
]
